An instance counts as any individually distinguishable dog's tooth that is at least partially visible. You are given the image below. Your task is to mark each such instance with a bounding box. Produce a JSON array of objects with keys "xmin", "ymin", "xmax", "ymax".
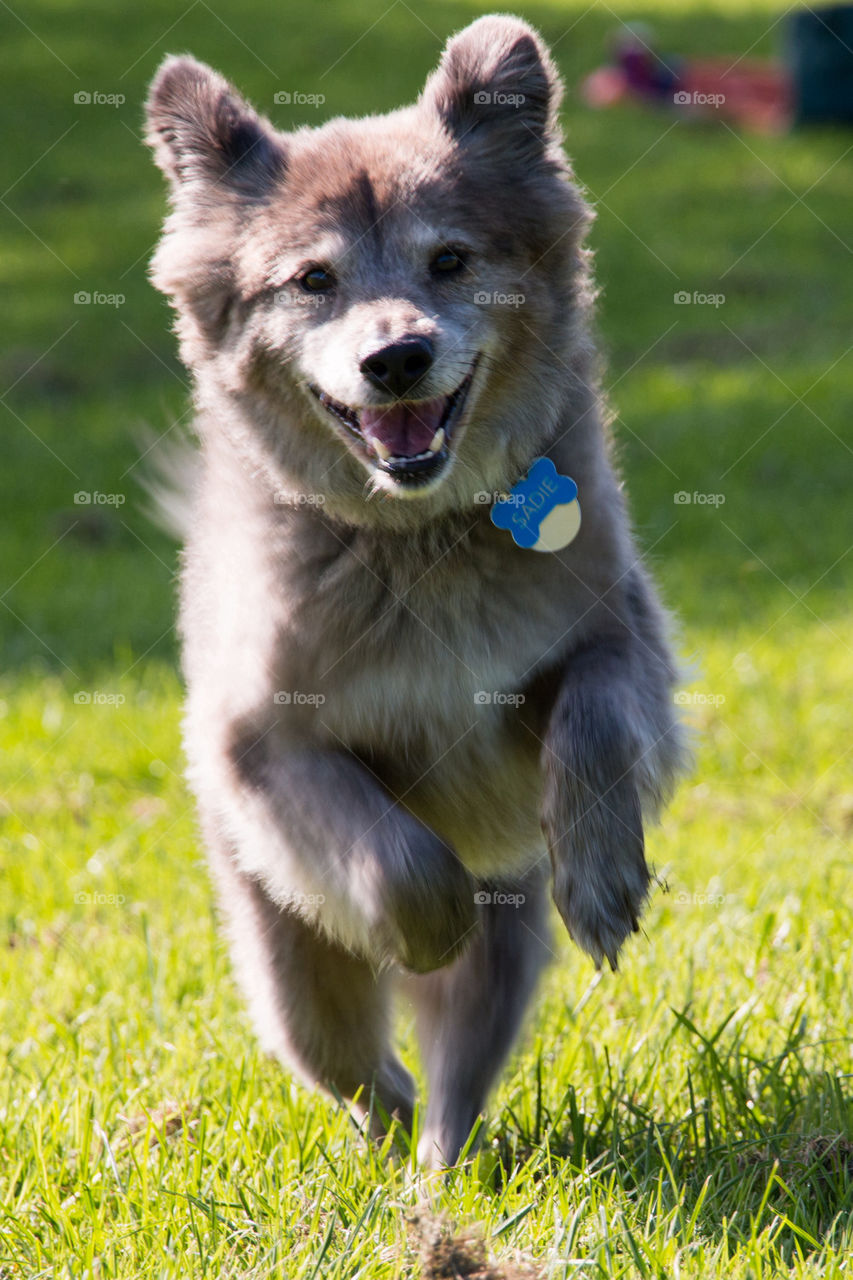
[
  {"xmin": 427, "ymin": 427, "xmax": 445, "ymax": 454},
  {"xmin": 370, "ymin": 436, "xmax": 391, "ymax": 461}
]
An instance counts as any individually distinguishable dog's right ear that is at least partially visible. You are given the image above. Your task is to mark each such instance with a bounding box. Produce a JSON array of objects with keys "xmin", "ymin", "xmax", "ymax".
[{"xmin": 146, "ymin": 56, "xmax": 286, "ymax": 199}]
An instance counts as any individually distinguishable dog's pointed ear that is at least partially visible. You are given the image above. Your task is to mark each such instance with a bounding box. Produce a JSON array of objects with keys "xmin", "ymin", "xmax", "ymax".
[
  {"xmin": 146, "ymin": 55, "xmax": 286, "ymax": 198},
  {"xmin": 420, "ymin": 16, "xmax": 562, "ymax": 157}
]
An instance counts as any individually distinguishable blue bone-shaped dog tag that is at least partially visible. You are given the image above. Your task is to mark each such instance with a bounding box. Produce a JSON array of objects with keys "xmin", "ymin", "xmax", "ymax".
[{"xmin": 490, "ymin": 456, "xmax": 581, "ymax": 552}]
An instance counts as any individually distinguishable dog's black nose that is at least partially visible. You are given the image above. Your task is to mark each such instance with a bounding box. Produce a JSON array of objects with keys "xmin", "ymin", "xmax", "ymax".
[{"xmin": 360, "ymin": 337, "xmax": 434, "ymax": 397}]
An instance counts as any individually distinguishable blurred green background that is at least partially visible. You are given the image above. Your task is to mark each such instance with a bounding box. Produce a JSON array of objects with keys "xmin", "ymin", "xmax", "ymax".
[
  {"xmin": 1, "ymin": 0, "xmax": 851, "ymax": 674},
  {"xmin": 1, "ymin": 2, "xmax": 851, "ymax": 1276}
]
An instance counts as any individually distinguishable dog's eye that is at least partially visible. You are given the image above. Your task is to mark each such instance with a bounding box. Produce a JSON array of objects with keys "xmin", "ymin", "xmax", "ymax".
[
  {"xmin": 430, "ymin": 248, "xmax": 467, "ymax": 276},
  {"xmin": 299, "ymin": 266, "xmax": 335, "ymax": 292}
]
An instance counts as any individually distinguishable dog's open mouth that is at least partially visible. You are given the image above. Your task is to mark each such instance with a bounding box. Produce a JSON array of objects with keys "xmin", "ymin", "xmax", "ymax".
[{"xmin": 309, "ymin": 359, "xmax": 478, "ymax": 485}]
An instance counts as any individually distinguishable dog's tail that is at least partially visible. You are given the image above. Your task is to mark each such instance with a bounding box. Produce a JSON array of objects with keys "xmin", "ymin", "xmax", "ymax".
[{"xmin": 135, "ymin": 425, "xmax": 200, "ymax": 541}]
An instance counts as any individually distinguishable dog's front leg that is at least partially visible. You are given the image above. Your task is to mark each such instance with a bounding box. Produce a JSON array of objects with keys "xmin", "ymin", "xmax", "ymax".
[
  {"xmin": 223, "ymin": 727, "xmax": 478, "ymax": 974},
  {"xmin": 541, "ymin": 636, "xmax": 661, "ymax": 970}
]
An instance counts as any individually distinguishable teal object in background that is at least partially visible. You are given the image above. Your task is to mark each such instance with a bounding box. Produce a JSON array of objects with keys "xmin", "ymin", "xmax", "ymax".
[{"xmin": 789, "ymin": 5, "xmax": 853, "ymax": 124}]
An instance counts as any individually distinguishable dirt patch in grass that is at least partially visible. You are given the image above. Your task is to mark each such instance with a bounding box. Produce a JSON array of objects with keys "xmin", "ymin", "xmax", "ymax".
[{"xmin": 411, "ymin": 1211, "xmax": 543, "ymax": 1280}]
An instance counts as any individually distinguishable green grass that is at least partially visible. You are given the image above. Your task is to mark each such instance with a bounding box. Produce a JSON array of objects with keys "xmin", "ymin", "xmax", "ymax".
[{"xmin": 1, "ymin": 0, "xmax": 852, "ymax": 1275}]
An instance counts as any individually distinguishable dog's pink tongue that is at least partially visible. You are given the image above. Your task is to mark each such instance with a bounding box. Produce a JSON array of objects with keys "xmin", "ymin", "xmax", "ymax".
[{"xmin": 360, "ymin": 398, "xmax": 444, "ymax": 458}]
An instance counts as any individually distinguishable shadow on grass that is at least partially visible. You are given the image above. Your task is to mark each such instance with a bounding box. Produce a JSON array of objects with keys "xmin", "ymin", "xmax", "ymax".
[{"xmin": 491, "ymin": 1006, "xmax": 853, "ymax": 1265}]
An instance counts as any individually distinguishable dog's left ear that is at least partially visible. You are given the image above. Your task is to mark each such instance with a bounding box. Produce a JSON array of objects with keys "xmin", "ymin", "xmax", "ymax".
[{"xmin": 420, "ymin": 15, "xmax": 562, "ymax": 158}]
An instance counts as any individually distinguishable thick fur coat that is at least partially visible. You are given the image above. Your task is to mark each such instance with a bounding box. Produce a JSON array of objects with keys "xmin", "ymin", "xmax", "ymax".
[{"xmin": 146, "ymin": 14, "xmax": 686, "ymax": 1166}]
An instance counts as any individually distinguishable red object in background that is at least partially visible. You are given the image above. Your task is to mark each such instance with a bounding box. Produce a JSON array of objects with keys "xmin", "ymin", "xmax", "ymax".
[
  {"xmin": 580, "ymin": 37, "xmax": 794, "ymax": 133},
  {"xmin": 680, "ymin": 60, "xmax": 793, "ymax": 133}
]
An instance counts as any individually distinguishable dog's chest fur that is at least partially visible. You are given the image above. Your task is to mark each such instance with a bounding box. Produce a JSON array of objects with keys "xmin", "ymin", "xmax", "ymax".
[{"xmin": 260, "ymin": 510, "xmax": 608, "ymax": 873}]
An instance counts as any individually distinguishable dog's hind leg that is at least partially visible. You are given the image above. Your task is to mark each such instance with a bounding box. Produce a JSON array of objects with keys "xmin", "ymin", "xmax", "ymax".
[
  {"xmin": 208, "ymin": 835, "xmax": 415, "ymax": 1140},
  {"xmin": 409, "ymin": 862, "xmax": 551, "ymax": 1168}
]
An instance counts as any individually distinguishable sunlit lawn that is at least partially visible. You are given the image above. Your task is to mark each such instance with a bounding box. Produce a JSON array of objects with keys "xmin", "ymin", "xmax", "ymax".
[{"xmin": 1, "ymin": 0, "xmax": 851, "ymax": 1275}]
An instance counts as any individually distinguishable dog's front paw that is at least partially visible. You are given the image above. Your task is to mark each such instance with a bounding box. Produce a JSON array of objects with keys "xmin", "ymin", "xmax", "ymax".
[
  {"xmin": 379, "ymin": 834, "xmax": 478, "ymax": 974},
  {"xmin": 550, "ymin": 844, "xmax": 648, "ymax": 970},
  {"xmin": 545, "ymin": 775, "xmax": 649, "ymax": 970}
]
